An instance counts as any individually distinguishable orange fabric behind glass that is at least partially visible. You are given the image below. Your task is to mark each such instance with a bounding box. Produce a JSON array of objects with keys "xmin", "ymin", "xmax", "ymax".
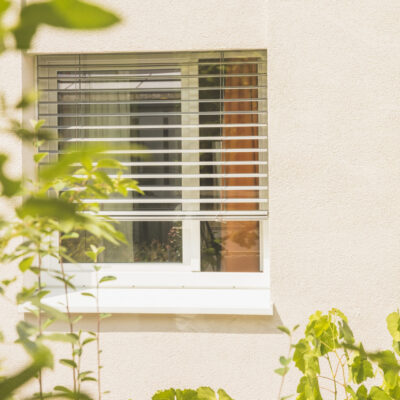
[{"xmin": 221, "ymin": 61, "xmax": 260, "ymax": 272}]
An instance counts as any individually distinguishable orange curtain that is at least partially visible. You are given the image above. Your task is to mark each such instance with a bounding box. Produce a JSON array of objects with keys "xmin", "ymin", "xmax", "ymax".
[{"xmin": 220, "ymin": 61, "xmax": 260, "ymax": 272}]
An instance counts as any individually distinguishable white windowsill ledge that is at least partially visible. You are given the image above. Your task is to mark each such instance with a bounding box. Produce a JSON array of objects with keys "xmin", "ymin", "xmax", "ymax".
[{"xmin": 20, "ymin": 287, "xmax": 273, "ymax": 316}]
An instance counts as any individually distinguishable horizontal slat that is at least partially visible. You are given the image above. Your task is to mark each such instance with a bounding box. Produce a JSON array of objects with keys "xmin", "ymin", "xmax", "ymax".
[
  {"xmin": 38, "ymin": 60, "xmax": 267, "ymax": 68},
  {"xmin": 107, "ymin": 161, "xmax": 267, "ymax": 167},
  {"xmin": 41, "ymin": 85, "xmax": 266, "ymax": 93},
  {"xmin": 66, "ymin": 185, "xmax": 268, "ymax": 191},
  {"xmin": 136, "ymin": 185, "xmax": 268, "ymax": 191},
  {"xmin": 58, "ymin": 135, "xmax": 267, "ymax": 143},
  {"xmin": 38, "ymin": 98, "xmax": 266, "ymax": 105},
  {"xmin": 94, "ymin": 210, "xmax": 268, "ymax": 216},
  {"xmin": 104, "ymin": 148, "xmax": 267, "ymax": 154},
  {"xmin": 45, "ymin": 123, "xmax": 266, "ymax": 130},
  {"xmin": 59, "ymin": 161, "xmax": 267, "ymax": 167},
  {"xmin": 74, "ymin": 173, "xmax": 267, "ymax": 178},
  {"xmin": 97, "ymin": 215, "xmax": 267, "ymax": 221},
  {"xmin": 80, "ymin": 198, "xmax": 268, "ymax": 204},
  {"xmin": 38, "ymin": 72, "xmax": 267, "ymax": 81},
  {"xmin": 44, "ymin": 148, "xmax": 267, "ymax": 155},
  {"xmin": 39, "ymin": 110, "xmax": 265, "ymax": 117}
]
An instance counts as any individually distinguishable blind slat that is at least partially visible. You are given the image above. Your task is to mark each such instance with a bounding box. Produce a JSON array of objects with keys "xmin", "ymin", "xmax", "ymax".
[
  {"xmin": 45, "ymin": 124, "xmax": 266, "ymax": 130},
  {"xmin": 81, "ymin": 198, "xmax": 268, "ymax": 204},
  {"xmin": 58, "ymin": 136, "xmax": 267, "ymax": 143}
]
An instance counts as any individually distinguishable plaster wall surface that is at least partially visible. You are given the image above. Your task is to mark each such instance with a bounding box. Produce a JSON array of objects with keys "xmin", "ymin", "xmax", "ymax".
[{"xmin": 0, "ymin": 0, "xmax": 399, "ymax": 399}]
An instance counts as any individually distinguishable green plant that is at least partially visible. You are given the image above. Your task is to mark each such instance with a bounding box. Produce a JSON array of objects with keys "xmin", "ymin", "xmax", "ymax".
[
  {"xmin": 276, "ymin": 309, "xmax": 400, "ymax": 400},
  {"xmin": 152, "ymin": 387, "xmax": 234, "ymax": 400},
  {"xmin": 0, "ymin": 0, "xmax": 125, "ymax": 399}
]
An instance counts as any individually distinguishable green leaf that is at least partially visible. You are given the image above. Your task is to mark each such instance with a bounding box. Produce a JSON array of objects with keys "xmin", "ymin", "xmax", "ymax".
[
  {"xmin": 356, "ymin": 385, "xmax": 368, "ymax": 400},
  {"xmin": 16, "ymin": 91, "xmax": 38, "ymax": 108},
  {"xmin": 296, "ymin": 376, "xmax": 322, "ymax": 400},
  {"xmin": 372, "ymin": 350, "xmax": 399, "ymax": 374},
  {"xmin": 61, "ymin": 232, "xmax": 79, "ymax": 240},
  {"xmin": 30, "ymin": 299, "xmax": 68, "ymax": 322},
  {"xmin": 176, "ymin": 389, "xmax": 198, "ymax": 400},
  {"xmin": 217, "ymin": 390, "xmax": 233, "ymax": 400},
  {"xmin": 0, "ymin": 345, "xmax": 53, "ymax": 399},
  {"xmin": 277, "ymin": 326, "xmax": 291, "ymax": 335},
  {"xmin": 19, "ymin": 256, "xmax": 35, "ymax": 272},
  {"xmin": 59, "ymin": 358, "xmax": 77, "ymax": 369},
  {"xmin": 1, "ymin": 277, "xmax": 16, "ymax": 286},
  {"xmin": 0, "ymin": 154, "xmax": 21, "ymax": 197},
  {"xmin": 42, "ymin": 333, "xmax": 78, "ymax": 344},
  {"xmin": 81, "ymin": 376, "xmax": 97, "ymax": 382},
  {"xmin": 387, "ymin": 312, "xmax": 400, "ymax": 341},
  {"xmin": 279, "ymin": 356, "xmax": 291, "ymax": 366},
  {"xmin": 78, "ymin": 370, "xmax": 94, "ymax": 379},
  {"xmin": 369, "ymin": 386, "xmax": 391, "ymax": 400},
  {"xmin": 152, "ymin": 388, "xmax": 176, "ymax": 400},
  {"xmin": 96, "ymin": 158, "xmax": 124, "ymax": 169},
  {"xmin": 0, "ymin": 0, "xmax": 11, "ymax": 17},
  {"xmin": 99, "ymin": 275, "xmax": 116, "ymax": 284},
  {"xmin": 85, "ymin": 251, "xmax": 97, "ymax": 262},
  {"xmin": 274, "ymin": 367, "xmax": 289, "ymax": 376},
  {"xmin": 350, "ymin": 355, "xmax": 374, "ymax": 384},
  {"xmin": 81, "ymin": 292, "xmax": 95, "ymax": 298},
  {"xmin": 53, "ymin": 275, "xmax": 76, "ymax": 290},
  {"xmin": 30, "ymin": 119, "xmax": 46, "ymax": 132},
  {"xmin": 13, "ymin": 0, "xmax": 120, "ymax": 50},
  {"xmin": 54, "ymin": 385, "xmax": 73, "ymax": 393},
  {"xmin": 82, "ymin": 338, "xmax": 96, "ymax": 346},
  {"xmin": 17, "ymin": 197, "xmax": 81, "ymax": 222},
  {"xmin": 34, "ymin": 152, "xmax": 48, "ymax": 163},
  {"xmin": 339, "ymin": 320, "xmax": 355, "ymax": 344},
  {"xmin": 100, "ymin": 313, "xmax": 111, "ymax": 319},
  {"xmin": 197, "ymin": 387, "xmax": 216, "ymax": 400}
]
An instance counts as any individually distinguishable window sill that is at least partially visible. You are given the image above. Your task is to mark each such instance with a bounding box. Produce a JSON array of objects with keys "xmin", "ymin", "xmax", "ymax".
[{"xmin": 20, "ymin": 287, "xmax": 272, "ymax": 315}]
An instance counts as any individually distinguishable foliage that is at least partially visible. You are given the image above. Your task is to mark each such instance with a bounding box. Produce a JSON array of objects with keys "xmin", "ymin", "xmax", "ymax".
[
  {"xmin": 0, "ymin": 0, "xmax": 124, "ymax": 399},
  {"xmin": 276, "ymin": 309, "xmax": 400, "ymax": 400},
  {"xmin": 152, "ymin": 387, "xmax": 234, "ymax": 400},
  {"xmin": 0, "ymin": 3, "xmax": 234, "ymax": 400}
]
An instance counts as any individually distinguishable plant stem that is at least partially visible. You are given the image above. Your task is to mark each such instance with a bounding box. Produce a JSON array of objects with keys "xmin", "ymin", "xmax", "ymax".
[
  {"xmin": 59, "ymin": 237, "xmax": 77, "ymax": 394},
  {"xmin": 277, "ymin": 335, "xmax": 292, "ymax": 400},
  {"xmin": 326, "ymin": 354, "xmax": 337, "ymax": 400},
  {"xmin": 95, "ymin": 268, "xmax": 102, "ymax": 400},
  {"xmin": 333, "ymin": 349, "xmax": 349, "ymax": 400},
  {"xmin": 318, "ymin": 376, "xmax": 346, "ymax": 388},
  {"xmin": 37, "ymin": 251, "xmax": 43, "ymax": 400}
]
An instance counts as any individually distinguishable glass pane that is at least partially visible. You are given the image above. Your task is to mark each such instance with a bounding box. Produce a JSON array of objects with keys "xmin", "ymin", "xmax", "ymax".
[
  {"xmin": 198, "ymin": 58, "xmax": 263, "ymax": 212},
  {"xmin": 63, "ymin": 221, "xmax": 182, "ymax": 263},
  {"xmin": 201, "ymin": 221, "xmax": 260, "ymax": 272}
]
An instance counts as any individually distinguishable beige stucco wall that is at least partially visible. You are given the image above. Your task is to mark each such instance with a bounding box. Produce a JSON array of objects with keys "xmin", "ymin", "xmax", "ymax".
[{"xmin": 0, "ymin": 0, "xmax": 399, "ymax": 398}]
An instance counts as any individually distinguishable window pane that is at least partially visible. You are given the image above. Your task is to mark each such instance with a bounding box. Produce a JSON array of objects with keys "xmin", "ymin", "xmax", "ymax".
[
  {"xmin": 201, "ymin": 221, "xmax": 260, "ymax": 272},
  {"xmin": 63, "ymin": 221, "xmax": 182, "ymax": 263}
]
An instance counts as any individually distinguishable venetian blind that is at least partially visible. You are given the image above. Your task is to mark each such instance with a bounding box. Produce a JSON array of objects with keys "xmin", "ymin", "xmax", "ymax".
[{"xmin": 37, "ymin": 51, "xmax": 268, "ymax": 221}]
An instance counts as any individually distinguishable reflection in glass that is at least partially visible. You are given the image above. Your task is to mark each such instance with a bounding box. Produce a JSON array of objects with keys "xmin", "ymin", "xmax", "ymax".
[
  {"xmin": 201, "ymin": 221, "xmax": 260, "ymax": 272},
  {"xmin": 63, "ymin": 221, "xmax": 182, "ymax": 263}
]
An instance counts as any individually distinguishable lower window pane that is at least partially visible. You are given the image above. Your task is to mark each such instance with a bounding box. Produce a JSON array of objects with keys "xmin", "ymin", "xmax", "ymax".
[
  {"xmin": 201, "ymin": 221, "xmax": 260, "ymax": 272},
  {"xmin": 63, "ymin": 221, "xmax": 182, "ymax": 263}
]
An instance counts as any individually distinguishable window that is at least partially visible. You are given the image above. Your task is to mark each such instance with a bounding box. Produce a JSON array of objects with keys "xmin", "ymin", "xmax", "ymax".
[{"xmin": 36, "ymin": 51, "xmax": 271, "ymax": 314}]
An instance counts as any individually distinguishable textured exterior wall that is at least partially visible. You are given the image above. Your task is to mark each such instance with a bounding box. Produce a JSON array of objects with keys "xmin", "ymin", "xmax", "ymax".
[{"xmin": 0, "ymin": 0, "xmax": 399, "ymax": 399}]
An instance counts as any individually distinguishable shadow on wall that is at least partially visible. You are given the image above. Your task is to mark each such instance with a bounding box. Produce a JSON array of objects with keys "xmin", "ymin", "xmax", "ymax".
[{"xmin": 26, "ymin": 305, "xmax": 283, "ymax": 334}]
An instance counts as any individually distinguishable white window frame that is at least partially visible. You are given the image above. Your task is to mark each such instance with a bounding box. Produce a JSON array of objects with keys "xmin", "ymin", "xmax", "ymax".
[{"xmin": 28, "ymin": 50, "xmax": 272, "ymax": 315}]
